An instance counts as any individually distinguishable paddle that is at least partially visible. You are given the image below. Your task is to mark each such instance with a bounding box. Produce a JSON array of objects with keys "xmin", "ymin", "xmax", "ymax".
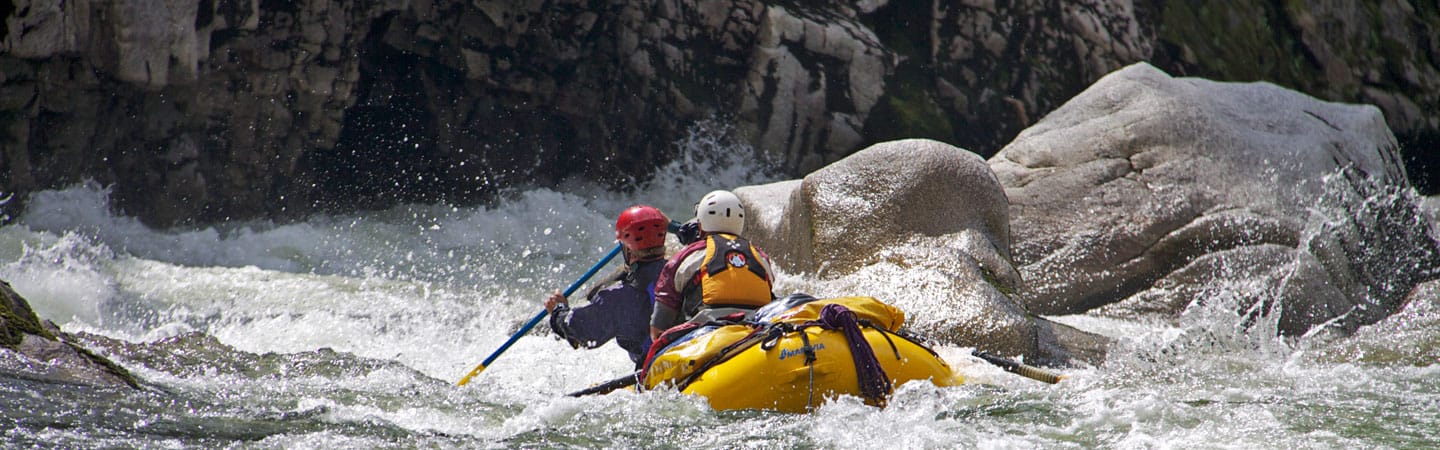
[
  {"xmin": 456, "ymin": 244, "xmax": 624, "ymax": 386},
  {"xmin": 567, "ymin": 371, "xmax": 641, "ymax": 397},
  {"xmin": 571, "ymin": 352, "xmax": 1068, "ymax": 398},
  {"xmin": 971, "ymin": 350, "xmax": 1068, "ymax": 384},
  {"xmin": 571, "ymin": 351, "xmax": 1068, "ymax": 398}
]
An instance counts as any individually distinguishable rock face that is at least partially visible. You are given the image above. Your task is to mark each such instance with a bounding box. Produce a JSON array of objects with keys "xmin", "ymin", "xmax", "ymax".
[
  {"xmin": 0, "ymin": 0, "xmax": 900, "ymax": 226},
  {"xmin": 741, "ymin": 139, "xmax": 1106, "ymax": 365},
  {"xmin": 4, "ymin": 1, "xmax": 1438, "ymax": 227},
  {"xmin": 991, "ymin": 63, "xmax": 1440, "ymax": 336},
  {"xmin": 1, "ymin": 280, "xmax": 139, "ymax": 388},
  {"xmin": 1154, "ymin": 2, "xmax": 1440, "ymax": 158}
]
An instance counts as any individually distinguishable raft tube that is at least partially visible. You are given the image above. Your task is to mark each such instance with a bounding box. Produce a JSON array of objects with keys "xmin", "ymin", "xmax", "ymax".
[{"xmin": 641, "ymin": 295, "xmax": 963, "ymax": 412}]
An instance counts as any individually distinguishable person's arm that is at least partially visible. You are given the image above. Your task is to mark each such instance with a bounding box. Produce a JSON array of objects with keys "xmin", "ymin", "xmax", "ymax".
[
  {"xmin": 650, "ymin": 241, "xmax": 704, "ymax": 338},
  {"xmin": 581, "ymin": 266, "xmax": 627, "ymax": 301},
  {"xmin": 753, "ymin": 246, "xmax": 775, "ymax": 280},
  {"xmin": 649, "ymin": 269, "xmax": 682, "ymax": 340},
  {"xmin": 545, "ymin": 290, "xmax": 581, "ymax": 348},
  {"xmin": 754, "ymin": 246, "xmax": 778, "ymax": 299},
  {"xmin": 550, "ymin": 291, "xmax": 621, "ymax": 349},
  {"xmin": 649, "ymin": 303, "xmax": 680, "ymax": 340}
]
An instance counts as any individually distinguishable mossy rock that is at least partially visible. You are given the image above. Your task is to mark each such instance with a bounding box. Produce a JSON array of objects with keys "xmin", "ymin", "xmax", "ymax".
[
  {"xmin": 863, "ymin": 63, "xmax": 955, "ymax": 144},
  {"xmin": 1, "ymin": 279, "xmax": 140, "ymax": 388},
  {"xmin": 1, "ymin": 280, "xmax": 56, "ymax": 348}
]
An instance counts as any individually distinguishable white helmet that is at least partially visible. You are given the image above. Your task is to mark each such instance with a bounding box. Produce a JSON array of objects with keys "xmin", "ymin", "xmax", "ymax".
[{"xmin": 696, "ymin": 190, "xmax": 745, "ymax": 235}]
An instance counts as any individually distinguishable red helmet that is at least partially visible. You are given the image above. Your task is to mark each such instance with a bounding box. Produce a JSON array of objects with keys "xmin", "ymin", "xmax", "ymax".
[{"xmin": 615, "ymin": 205, "xmax": 668, "ymax": 250}]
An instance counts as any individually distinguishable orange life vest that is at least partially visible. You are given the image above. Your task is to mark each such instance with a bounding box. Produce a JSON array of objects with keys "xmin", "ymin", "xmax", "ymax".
[{"xmin": 695, "ymin": 233, "xmax": 772, "ymax": 308}]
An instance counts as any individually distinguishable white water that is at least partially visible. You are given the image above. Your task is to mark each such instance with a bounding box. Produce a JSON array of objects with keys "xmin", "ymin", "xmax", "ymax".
[{"xmin": 2, "ymin": 127, "xmax": 1437, "ymax": 448}]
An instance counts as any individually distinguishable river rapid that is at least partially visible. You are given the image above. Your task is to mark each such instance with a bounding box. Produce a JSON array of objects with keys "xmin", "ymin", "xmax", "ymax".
[{"xmin": 2, "ymin": 135, "xmax": 1437, "ymax": 449}]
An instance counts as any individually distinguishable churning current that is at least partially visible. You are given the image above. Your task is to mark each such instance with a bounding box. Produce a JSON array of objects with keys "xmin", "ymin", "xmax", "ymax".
[{"xmin": 2, "ymin": 141, "xmax": 1436, "ymax": 449}]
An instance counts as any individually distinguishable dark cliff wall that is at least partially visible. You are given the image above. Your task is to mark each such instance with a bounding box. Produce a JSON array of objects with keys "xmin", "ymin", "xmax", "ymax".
[
  {"xmin": 1148, "ymin": 1, "xmax": 1440, "ymax": 191},
  {"xmin": 2, "ymin": 0, "xmax": 1437, "ymax": 227},
  {"xmin": 2, "ymin": 0, "xmax": 710, "ymax": 225}
]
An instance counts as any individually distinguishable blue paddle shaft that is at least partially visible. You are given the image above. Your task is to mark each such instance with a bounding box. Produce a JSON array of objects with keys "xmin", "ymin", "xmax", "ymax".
[{"xmin": 477, "ymin": 244, "xmax": 623, "ymax": 368}]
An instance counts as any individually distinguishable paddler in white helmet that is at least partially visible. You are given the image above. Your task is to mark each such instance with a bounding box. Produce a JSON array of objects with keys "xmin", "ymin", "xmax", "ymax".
[{"xmin": 648, "ymin": 190, "xmax": 776, "ymax": 341}]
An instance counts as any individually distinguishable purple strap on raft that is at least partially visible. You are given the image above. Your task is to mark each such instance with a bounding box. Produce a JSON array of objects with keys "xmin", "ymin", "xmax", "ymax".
[{"xmin": 815, "ymin": 303, "xmax": 892, "ymax": 404}]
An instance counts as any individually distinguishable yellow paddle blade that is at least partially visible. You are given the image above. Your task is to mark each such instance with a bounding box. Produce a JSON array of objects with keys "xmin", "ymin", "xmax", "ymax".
[{"xmin": 456, "ymin": 363, "xmax": 487, "ymax": 386}]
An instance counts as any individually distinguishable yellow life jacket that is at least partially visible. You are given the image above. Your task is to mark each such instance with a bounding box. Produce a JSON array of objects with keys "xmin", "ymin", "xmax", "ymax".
[{"xmin": 697, "ymin": 233, "xmax": 772, "ymax": 308}]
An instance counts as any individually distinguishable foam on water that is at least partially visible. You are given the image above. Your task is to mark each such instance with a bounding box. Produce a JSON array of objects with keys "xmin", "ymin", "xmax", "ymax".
[{"xmin": 0, "ymin": 227, "xmax": 118, "ymax": 326}]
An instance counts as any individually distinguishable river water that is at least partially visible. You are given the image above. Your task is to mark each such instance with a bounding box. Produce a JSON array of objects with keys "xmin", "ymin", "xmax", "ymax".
[{"xmin": 2, "ymin": 136, "xmax": 1437, "ymax": 449}]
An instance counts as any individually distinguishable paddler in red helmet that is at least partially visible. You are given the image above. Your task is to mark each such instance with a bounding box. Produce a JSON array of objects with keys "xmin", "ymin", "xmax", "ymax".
[{"xmin": 545, "ymin": 205, "xmax": 670, "ymax": 368}]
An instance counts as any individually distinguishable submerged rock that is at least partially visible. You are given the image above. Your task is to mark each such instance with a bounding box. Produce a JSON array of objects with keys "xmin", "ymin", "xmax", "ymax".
[
  {"xmin": 1, "ymin": 280, "xmax": 139, "ymax": 388},
  {"xmin": 1316, "ymin": 279, "xmax": 1440, "ymax": 366}
]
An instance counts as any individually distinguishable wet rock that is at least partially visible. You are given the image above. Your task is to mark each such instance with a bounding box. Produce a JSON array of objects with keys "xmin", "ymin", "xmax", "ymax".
[
  {"xmin": 1422, "ymin": 196, "xmax": 1440, "ymax": 240},
  {"xmin": 1316, "ymin": 279, "xmax": 1440, "ymax": 366},
  {"xmin": 739, "ymin": 3, "xmax": 895, "ymax": 174},
  {"xmin": 1, "ymin": 279, "xmax": 139, "ymax": 388},
  {"xmin": 741, "ymin": 139, "xmax": 1107, "ymax": 365},
  {"xmin": 992, "ymin": 62, "xmax": 1440, "ymax": 336}
]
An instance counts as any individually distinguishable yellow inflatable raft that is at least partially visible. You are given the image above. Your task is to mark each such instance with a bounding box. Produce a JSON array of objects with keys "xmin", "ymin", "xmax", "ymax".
[{"xmin": 640, "ymin": 295, "xmax": 963, "ymax": 413}]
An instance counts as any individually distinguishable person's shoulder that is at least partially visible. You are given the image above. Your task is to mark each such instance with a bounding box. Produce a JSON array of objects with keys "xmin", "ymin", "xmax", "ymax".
[
  {"xmin": 669, "ymin": 240, "xmax": 707, "ymax": 262},
  {"xmin": 673, "ymin": 243, "xmax": 708, "ymax": 276},
  {"xmin": 681, "ymin": 239, "xmax": 708, "ymax": 253},
  {"xmin": 633, "ymin": 258, "xmax": 666, "ymax": 278}
]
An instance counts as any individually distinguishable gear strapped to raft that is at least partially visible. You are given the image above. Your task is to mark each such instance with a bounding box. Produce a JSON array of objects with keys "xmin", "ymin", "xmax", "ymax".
[
  {"xmin": 755, "ymin": 304, "xmax": 897, "ymax": 407},
  {"xmin": 641, "ymin": 295, "xmax": 943, "ymax": 409}
]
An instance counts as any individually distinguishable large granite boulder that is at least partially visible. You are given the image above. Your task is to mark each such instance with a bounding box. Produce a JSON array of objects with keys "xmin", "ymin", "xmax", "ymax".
[
  {"xmin": 741, "ymin": 139, "xmax": 1106, "ymax": 365},
  {"xmin": 991, "ymin": 62, "xmax": 1440, "ymax": 336},
  {"xmin": 1, "ymin": 279, "xmax": 139, "ymax": 388}
]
